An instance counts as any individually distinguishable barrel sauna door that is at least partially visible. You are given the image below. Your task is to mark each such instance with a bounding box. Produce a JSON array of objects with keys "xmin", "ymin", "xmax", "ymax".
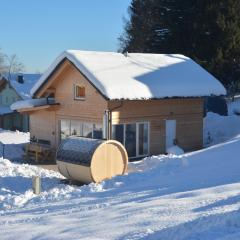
[
  {"xmin": 105, "ymin": 142, "xmax": 125, "ymax": 178},
  {"xmin": 91, "ymin": 141, "xmax": 127, "ymax": 182}
]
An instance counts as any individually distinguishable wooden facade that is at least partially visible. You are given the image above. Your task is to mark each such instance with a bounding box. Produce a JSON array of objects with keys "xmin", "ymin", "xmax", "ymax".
[
  {"xmin": 28, "ymin": 59, "xmax": 204, "ymax": 158},
  {"xmin": 109, "ymin": 99, "xmax": 203, "ymax": 154}
]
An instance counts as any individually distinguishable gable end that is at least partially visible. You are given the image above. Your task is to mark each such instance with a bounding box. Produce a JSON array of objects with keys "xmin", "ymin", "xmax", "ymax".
[{"xmin": 33, "ymin": 58, "xmax": 110, "ymax": 101}]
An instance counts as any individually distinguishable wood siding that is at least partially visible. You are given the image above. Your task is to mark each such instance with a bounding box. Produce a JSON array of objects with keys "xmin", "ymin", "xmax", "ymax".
[
  {"xmin": 30, "ymin": 61, "xmax": 107, "ymax": 148},
  {"xmin": 30, "ymin": 110, "xmax": 56, "ymax": 145},
  {"xmin": 30, "ymin": 60, "xmax": 204, "ymax": 156},
  {"xmin": 108, "ymin": 98, "xmax": 203, "ymax": 154}
]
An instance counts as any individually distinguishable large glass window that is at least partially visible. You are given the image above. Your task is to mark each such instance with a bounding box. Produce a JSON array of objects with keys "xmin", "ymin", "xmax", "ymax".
[
  {"xmin": 60, "ymin": 120, "xmax": 71, "ymax": 139},
  {"xmin": 112, "ymin": 122, "xmax": 149, "ymax": 158},
  {"xmin": 70, "ymin": 120, "xmax": 82, "ymax": 136},
  {"xmin": 60, "ymin": 120, "xmax": 102, "ymax": 140},
  {"xmin": 138, "ymin": 123, "xmax": 149, "ymax": 156},
  {"xmin": 93, "ymin": 124, "xmax": 103, "ymax": 139},
  {"xmin": 112, "ymin": 124, "xmax": 124, "ymax": 145},
  {"xmin": 125, "ymin": 124, "xmax": 137, "ymax": 158},
  {"xmin": 83, "ymin": 123, "xmax": 93, "ymax": 138}
]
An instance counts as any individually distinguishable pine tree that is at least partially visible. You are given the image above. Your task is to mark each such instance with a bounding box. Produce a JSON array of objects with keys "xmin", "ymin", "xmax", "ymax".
[{"xmin": 120, "ymin": 0, "xmax": 240, "ymax": 90}]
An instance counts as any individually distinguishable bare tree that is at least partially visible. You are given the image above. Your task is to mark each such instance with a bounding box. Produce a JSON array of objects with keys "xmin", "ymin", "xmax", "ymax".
[
  {"xmin": 4, "ymin": 54, "xmax": 25, "ymax": 80},
  {"xmin": 0, "ymin": 50, "xmax": 25, "ymax": 79},
  {"xmin": 0, "ymin": 49, "xmax": 6, "ymax": 75}
]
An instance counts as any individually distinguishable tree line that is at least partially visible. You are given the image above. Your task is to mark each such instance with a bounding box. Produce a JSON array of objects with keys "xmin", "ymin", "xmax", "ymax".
[{"xmin": 119, "ymin": 0, "xmax": 240, "ymax": 93}]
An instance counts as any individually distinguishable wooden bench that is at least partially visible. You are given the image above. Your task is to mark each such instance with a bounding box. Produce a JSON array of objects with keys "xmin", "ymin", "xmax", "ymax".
[{"xmin": 24, "ymin": 143, "xmax": 54, "ymax": 163}]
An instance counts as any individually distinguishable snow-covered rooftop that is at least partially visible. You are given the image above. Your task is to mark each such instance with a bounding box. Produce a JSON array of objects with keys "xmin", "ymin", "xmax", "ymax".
[
  {"xmin": 31, "ymin": 50, "xmax": 226, "ymax": 100},
  {"xmin": 5, "ymin": 73, "xmax": 41, "ymax": 100}
]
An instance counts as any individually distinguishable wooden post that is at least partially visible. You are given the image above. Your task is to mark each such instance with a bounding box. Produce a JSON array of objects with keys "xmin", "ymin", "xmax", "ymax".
[
  {"xmin": 108, "ymin": 111, "xmax": 112, "ymax": 140},
  {"xmin": 103, "ymin": 110, "xmax": 112, "ymax": 140},
  {"xmin": 32, "ymin": 176, "xmax": 41, "ymax": 195}
]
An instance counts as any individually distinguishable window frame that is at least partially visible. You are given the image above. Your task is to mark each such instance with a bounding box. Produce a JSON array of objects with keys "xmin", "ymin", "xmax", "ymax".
[
  {"xmin": 112, "ymin": 122, "xmax": 150, "ymax": 159},
  {"xmin": 74, "ymin": 84, "xmax": 86, "ymax": 100},
  {"xmin": 137, "ymin": 122, "xmax": 150, "ymax": 157},
  {"xmin": 59, "ymin": 119, "xmax": 103, "ymax": 142}
]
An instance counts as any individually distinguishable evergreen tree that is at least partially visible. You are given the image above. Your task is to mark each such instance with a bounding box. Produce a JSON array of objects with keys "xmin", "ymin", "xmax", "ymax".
[{"xmin": 120, "ymin": 0, "xmax": 240, "ymax": 90}]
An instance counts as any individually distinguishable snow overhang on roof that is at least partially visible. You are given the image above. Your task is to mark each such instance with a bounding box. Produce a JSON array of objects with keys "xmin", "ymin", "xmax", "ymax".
[
  {"xmin": 10, "ymin": 98, "xmax": 59, "ymax": 112},
  {"xmin": 31, "ymin": 50, "xmax": 227, "ymax": 100}
]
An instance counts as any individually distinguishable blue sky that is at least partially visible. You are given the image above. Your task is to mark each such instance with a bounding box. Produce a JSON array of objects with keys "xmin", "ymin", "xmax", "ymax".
[{"xmin": 0, "ymin": 0, "xmax": 131, "ymax": 72}]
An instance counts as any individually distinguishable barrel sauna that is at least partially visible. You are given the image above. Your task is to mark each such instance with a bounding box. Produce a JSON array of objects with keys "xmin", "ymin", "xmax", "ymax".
[{"xmin": 56, "ymin": 137, "xmax": 128, "ymax": 183}]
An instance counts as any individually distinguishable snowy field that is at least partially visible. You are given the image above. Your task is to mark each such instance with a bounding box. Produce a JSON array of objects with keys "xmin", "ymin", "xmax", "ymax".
[{"xmin": 0, "ymin": 100, "xmax": 240, "ymax": 239}]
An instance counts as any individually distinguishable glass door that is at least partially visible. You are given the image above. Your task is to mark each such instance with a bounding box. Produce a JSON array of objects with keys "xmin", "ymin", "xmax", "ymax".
[
  {"xmin": 125, "ymin": 124, "xmax": 136, "ymax": 158},
  {"xmin": 112, "ymin": 122, "xmax": 149, "ymax": 158},
  {"xmin": 138, "ymin": 123, "xmax": 149, "ymax": 156}
]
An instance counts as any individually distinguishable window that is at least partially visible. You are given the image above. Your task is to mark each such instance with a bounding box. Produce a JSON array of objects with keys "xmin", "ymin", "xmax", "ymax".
[
  {"xmin": 74, "ymin": 85, "xmax": 85, "ymax": 100},
  {"xmin": 60, "ymin": 120, "xmax": 71, "ymax": 139},
  {"xmin": 125, "ymin": 124, "xmax": 137, "ymax": 158},
  {"xmin": 70, "ymin": 120, "xmax": 82, "ymax": 136},
  {"xmin": 138, "ymin": 123, "xmax": 149, "ymax": 156},
  {"xmin": 83, "ymin": 123, "xmax": 93, "ymax": 138},
  {"xmin": 93, "ymin": 124, "xmax": 103, "ymax": 139},
  {"xmin": 112, "ymin": 124, "xmax": 124, "ymax": 145},
  {"xmin": 60, "ymin": 120, "xmax": 102, "ymax": 141},
  {"xmin": 112, "ymin": 122, "xmax": 149, "ymax": 158}
]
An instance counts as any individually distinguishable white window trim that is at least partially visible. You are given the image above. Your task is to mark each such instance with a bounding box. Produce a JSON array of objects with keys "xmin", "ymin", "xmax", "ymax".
[{"xmin": 74, "ymin": 84, "xmax": 86, "ymax": 100}]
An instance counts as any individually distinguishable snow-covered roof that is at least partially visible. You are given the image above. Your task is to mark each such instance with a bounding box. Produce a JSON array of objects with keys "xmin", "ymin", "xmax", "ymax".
[
  {"xmin": 3, "ymin": 73, "xmax": 41, "ymax": 100},
  {"xmin": 31, "ymin": 50, "xmax": 226, "ymax": 100}
]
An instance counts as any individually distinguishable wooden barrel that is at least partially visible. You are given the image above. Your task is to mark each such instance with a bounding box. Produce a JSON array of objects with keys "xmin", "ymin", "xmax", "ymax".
[{"xmin": 56, "ymin": 137, "xmax": 128, "ymax": 183}]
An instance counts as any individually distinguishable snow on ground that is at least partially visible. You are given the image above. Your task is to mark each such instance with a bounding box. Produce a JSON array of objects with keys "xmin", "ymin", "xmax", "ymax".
[
  {"xmin": 203, "ymin": 98, "xmax": 240, "ymax": 146},
  {"xmin": 228, "ymin": 96, "xmax": 240, "ymax": 115},
  {"xmin": 1, "ymin": 136, "xmax": 240, "ymax": 239},
  {"xmin": 0, "ymin": 129, "xmax": 29, "ymax": 161},
  {"xmin": 0, "ymin": 101, "xmax": 240, "ymax": 239},
  {"xmin": 204, "ymin": 112, "xmax": 240, "ymax": 146}
]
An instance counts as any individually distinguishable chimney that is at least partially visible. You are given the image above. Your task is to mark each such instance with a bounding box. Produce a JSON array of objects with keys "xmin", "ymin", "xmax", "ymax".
[{"xmin": 17, "ymin": 75, "xmax": 24, "ymax": 84}]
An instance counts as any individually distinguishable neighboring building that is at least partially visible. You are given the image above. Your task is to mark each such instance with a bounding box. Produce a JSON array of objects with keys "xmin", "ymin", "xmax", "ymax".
[
  {"xmin": 12, "ymin": 50, "xmax": 226, "ymax": 159},
  {"xmin": 0, "ymin": 73, "xmax": 41, "ymax": 132}
]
